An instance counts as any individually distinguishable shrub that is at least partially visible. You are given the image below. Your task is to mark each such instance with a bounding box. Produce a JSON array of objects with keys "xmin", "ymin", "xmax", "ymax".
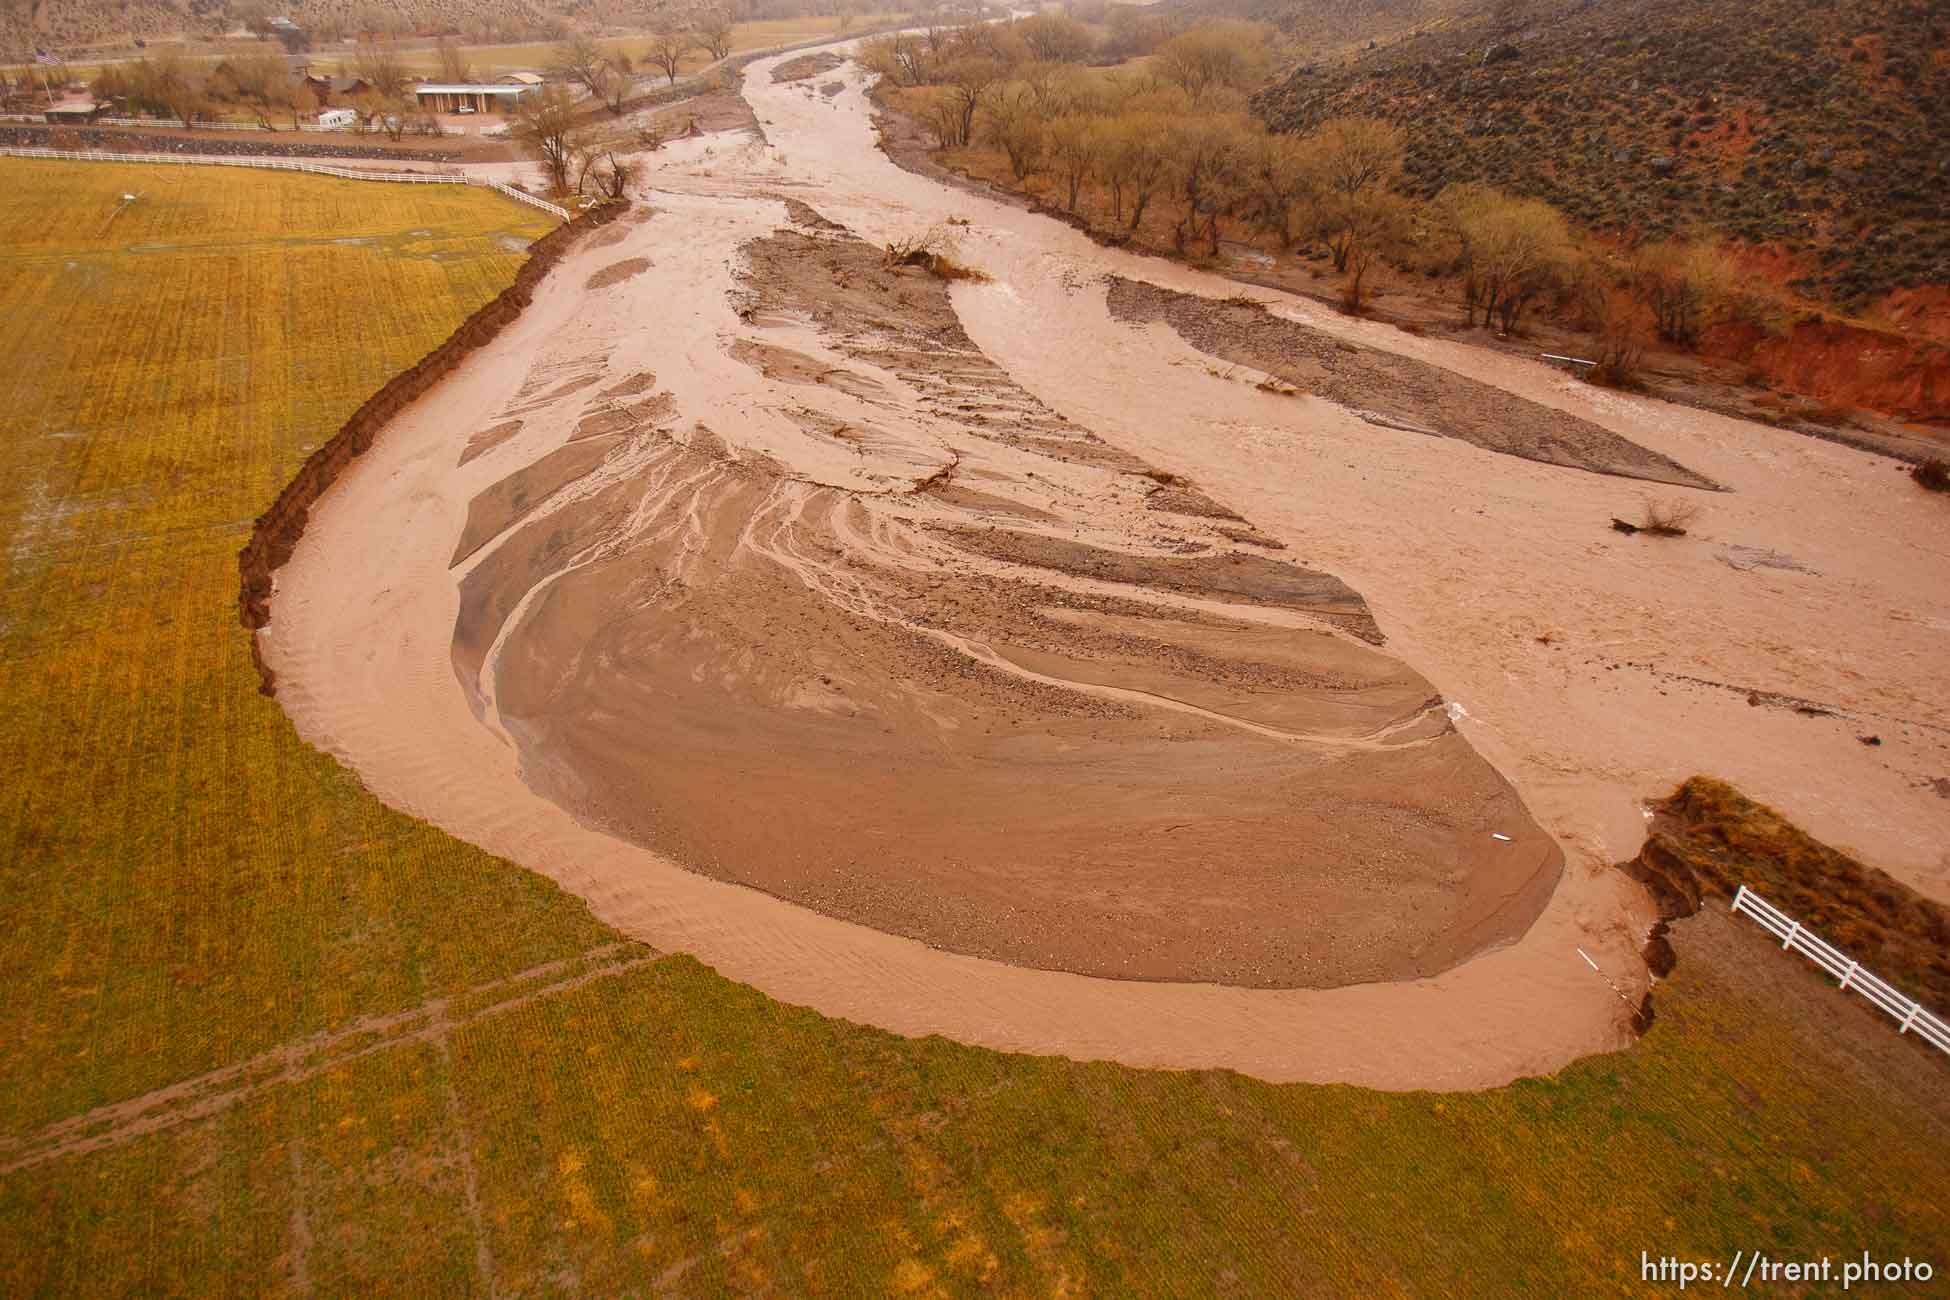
[
  {"xmin": 1913, "ymin": 458, "xmax": 1950, "ymax": 492},
  {"xmin": 1642, "ymin": 497, "xmax": 1701, "ymax": 535},
  {"xmin": 1586, "ymin": 332, "xmax": 1643, "ymax": 388},
  {"xmin": 1631, "ymin": 239, "xmax": 1739, "ymax": 348},
  {"xmin": 884, "ymin": 226, "xmax": 990, "ymax": 282},
  {"xmin": 1799, "ymin": 403, "xmax": 1854, "ymax": 428}
]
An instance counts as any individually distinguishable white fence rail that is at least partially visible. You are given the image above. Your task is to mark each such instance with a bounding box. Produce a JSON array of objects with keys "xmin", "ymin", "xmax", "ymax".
[
  {"xmin": 94, "ymin": 115, "xmax": 191, "ymax": 128},
  {"xmin": 11, "ymin": 112, "xmax": 487, "ymax": 135},
  {"xmin": 0, "ymin": 146, "xmax": 568, "ymax": 220},
  {"xmin": 476, "ymin": 180, "xmax": 569, "ymax": 220},
  {"xmin": 1731, "ymin": 884, "xmax": 1949, "ymax": 1055},
  {"xmin": 84, "ymin": 114, "xmax": 463, "ymax": 136},
  {"xmin": 0, "ymin": 146, "xmax": 462, "ymax": 181}
]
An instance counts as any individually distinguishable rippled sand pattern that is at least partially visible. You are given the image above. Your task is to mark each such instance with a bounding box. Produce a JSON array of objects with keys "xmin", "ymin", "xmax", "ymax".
[{"xmin": 264, "ymin": 47, "xmax": 1950, "ymax": 1088}]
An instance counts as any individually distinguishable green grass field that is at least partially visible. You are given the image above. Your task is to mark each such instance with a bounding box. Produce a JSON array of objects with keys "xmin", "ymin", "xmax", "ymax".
[{"xmin": 0, "ymin": 157, "xmax": 1944, "ymax": 1297}]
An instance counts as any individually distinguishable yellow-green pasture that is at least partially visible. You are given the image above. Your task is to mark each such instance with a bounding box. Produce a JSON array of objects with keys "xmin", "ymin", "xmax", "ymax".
[{"xmin": 0, "ymin": 157, "xmax": 1944, "ymax": 1297}]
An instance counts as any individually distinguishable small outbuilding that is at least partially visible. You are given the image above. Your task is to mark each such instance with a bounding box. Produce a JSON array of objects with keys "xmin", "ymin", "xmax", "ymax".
[
  {"xmin": 44, "ymin": 99, "xmax": 103, "ymax": 123},
  {"xmin": 412, "ymin": 82, "xmax": 537, "ymax": 114},
  {"xmin": 308, "ymin": 74, "xmax": 368, "ymax": 105}
]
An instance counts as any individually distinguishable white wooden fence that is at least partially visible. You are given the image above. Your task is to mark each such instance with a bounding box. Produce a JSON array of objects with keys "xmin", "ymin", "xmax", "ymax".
[
  {"xmin": 94, "ymin": 115, "xmax": 195, "ymax": 128},
  {"xmin": 0, "ymin": 145, "xmax": 568, "ymax": 220},
  {"xmin": 457, "ymin": 178, "xmax": 565, "ymax": 219},
  {"xmin": 1731, "ymin": 884, "xmax": 1950, "ymax": 1055},
  {"xmin": 84, "ymin": 114, "xmax": 466, "ymax": 136}
]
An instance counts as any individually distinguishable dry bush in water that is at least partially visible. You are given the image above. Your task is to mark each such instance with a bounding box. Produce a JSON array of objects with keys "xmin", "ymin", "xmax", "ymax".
[
  {"xmin": 884, "ymin": 225, "xmax": 989, "ymax": 282},
  {"xmin": 1585, "ymin": 328, "xmax": 1645, "ymax": 389},
  {"xmin": 1641, "ymin": 498, "xmax": 1699, "ymax": 536},
  {"xmin": 1913, "ymin": 458, "xmax": 1950, "ymax": 493},
  {"xmin": 1612, "ymin": 497, "xmax": 1700, "ymax": 537},
  {"xmin": 1576, "ymin": 280, "xmax": 1649, "ymax": 389}
]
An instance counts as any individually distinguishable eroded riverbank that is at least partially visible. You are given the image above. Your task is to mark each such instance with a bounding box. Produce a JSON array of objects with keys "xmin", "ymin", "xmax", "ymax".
[{"xmin": 262, "ymin": 44, "xmax": 1950, "ymax": 1088}]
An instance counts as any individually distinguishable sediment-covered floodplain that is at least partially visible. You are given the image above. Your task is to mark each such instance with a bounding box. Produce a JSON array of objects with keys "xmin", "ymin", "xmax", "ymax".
[{"xmin": 265, "ymin": 47, "xmax": 1950, "ymax": 1089}]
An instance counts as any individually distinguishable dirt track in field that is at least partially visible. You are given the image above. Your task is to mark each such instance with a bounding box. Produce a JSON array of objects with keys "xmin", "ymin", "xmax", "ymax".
[{"xmin": 264, "ymin": 47, "xmax": 1950, "ymax": 1088}]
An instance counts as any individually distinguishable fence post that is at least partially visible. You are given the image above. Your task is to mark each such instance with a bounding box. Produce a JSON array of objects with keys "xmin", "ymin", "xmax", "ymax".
[
  {"xmin": 2, "ymin": 147, "xmax": 551, "ymax": 215},
  {"xmin": 1728, "ymin": 883, "xmax": 1948, "ymax": 1056}
]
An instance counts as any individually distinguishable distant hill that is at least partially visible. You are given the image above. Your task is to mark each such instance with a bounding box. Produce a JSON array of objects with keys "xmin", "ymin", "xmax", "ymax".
[
  {"xmin": 7, "ymin": 0, "xmax": 235, "ymax": 51},
  {"xmin": 1251, "ymin": 0, "xmax": 1950, "ymax": 308},
  {"xmin": 1207, "ymin": 0, "xmax": 1471, "ymax": 59},
  {"xmin": 3, "ymin": 0, "xmax": 607, "ymax": 55}
]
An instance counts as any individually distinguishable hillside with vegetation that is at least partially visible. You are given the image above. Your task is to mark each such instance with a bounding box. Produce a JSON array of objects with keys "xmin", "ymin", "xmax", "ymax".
[
  {"xmin": 1251, "ymin": 0, "xmax": 1950, "ymax": 311},
  {"xmin": 1203, "ymin": 0, "xmax": 1471, "ymax": 59},
  {"xmin": 1, "ymin": 0, "xmax": 871, "ymax": 58},
  {"xmin": 854, "ymin": 6, "xmax": 1950, "ymax": 429},
  {"xmin": 5, "ymin": 0, "xmax": 565, "ymax": 51}
]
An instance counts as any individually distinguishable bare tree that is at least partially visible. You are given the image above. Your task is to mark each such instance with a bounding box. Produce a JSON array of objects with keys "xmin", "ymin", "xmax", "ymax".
[
  {"xmin": 983, "ymin": 88, "xmax": 1047, "ymax": 181},
  {"xmin": 514, "ymin": 84, "xmax": 582, "ymax": 194},
  {"xmin": 591, "ymin": 149, "xmax": 642, "ymax": 198},
  {"xmin": 922, "ymin": 15, "xmax": 951, "ymax": 56},
  {"xmin": 284, "ymin": 79, "xmax": 317, "ymax": 127},
  {"xmin": 435, "ymin": 37, "xmax": 471, "ymax": 84},
  {"xmin": 556, "ymin": 32, "xmax": 606, "ymax": 94},
  {"xmin": 573, "ymin": 134, "xmax": 602, "ymax": 192},
  {"xmin": 1298, "ymin": 117, "xmax": 1406, "ymax": 271},
  {"xmin": 1167, "ymin": 112, "xmax": 1252, "ymax": 255},
  {"xmin": 383, "ymin": 95, "xmax": 420, "ymax": 140},
  {"xmin": 1156, "ymin": 21, "xmax": 1272, "ymax": 104},
  {"xmin": 557, "ymin": 33, "xmax": 634, "ymax": 112},
  {"xmin": 208, "ymin": 48, "xmax": 301, "ymax": 128},
  {"xmin": 1302, "ymin": 115, "xmax": 1404, "ymax": 200},
  {"xmin": 691, "ymin": 6, "xmax": 734, "ymax": 61},
  {"xmin": 645, "ymin": 28, "xmax": 690, "ymax": 85},
  {"xmin": 353, "ymin": 39, "xmax": 410, "ymax": 98},
  {"xmin": 1096, "ymin": 112, "xmax": 1172, "ymax": 231},
  {"xmin": 599, "ymin": 50, "xmax": 634, "ymax": 111},
  {"xmin": 1631, "ymin": 240, "xmax": 1737, "ymax": 348},
  {"xmin": 861, "ymin": 33, "xmax": 930, "ymax": 86},
  {"xmin": 1438, "ymin": 183, "xmax": 1575, "ymax": 332},
  {"xmin": 942, "ymin": 55, "xmax": 1005, "ymax": 150},
  {"xmin": 1243, "ymin": 132, "xmax": 1315, "ymax": 250},
  {"xmin": 922, "ymin": 95, "xmax": 963, "ymax": 149},
  {"xmin": 1044, "ymin": 112, "xmax": 1098, "ymax": 212},
  {"xmin": 147, "ymin": 52, "xmax": 208, "ymax": 125},
  {"xmin": 1580, "ymin": 280, "xmax": 1648, "ymax": 388},
  {"xmin": 1336, "ymin": 192, "xmax": 1411, "ymax": 312},
  {"xmin": 1020, "ymin": 60, "xmax": 1097, "ymax": 116},
  {"xmin": 951, "ymin": 19, "xmax": 1027, "ymax": 63},
  {"xmin": 1015, "ymin": 13, "xmax": 1094, "ymax": 62}
]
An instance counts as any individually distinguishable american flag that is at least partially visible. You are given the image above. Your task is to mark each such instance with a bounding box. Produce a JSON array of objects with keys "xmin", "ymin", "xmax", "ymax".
[{"xmin": 35, "ymin": 51, "xmax": 58, "ymax": 65}]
